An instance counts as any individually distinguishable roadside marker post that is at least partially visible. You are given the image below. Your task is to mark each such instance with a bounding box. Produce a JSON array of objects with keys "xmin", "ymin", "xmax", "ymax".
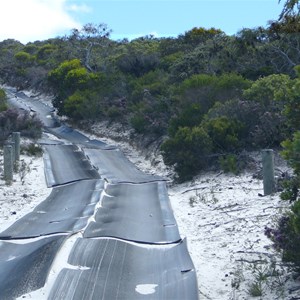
[
  {"xmin": 262, "ymin": 149, "xmax": 275, "ymax": 196},
  {"xmin": 4, "ymin": 145, "xmax": 13, "ymax": 182}
]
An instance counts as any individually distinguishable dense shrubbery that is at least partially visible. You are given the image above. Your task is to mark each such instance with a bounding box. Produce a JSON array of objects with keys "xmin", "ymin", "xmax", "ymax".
[
  {"xmin": 161, "ymin": 126, "xmax": 213, "ymax": 181},
  {"xmin": 160, "ymin": 72, "xmax": 291, "ymax": 180},
  {"xmin": 0, "ymin": 88, "xmax": 7, "ymax": 112},
  {"xmin": 2, "ymin": 3, "xmax": 300, "ymax": 273},
  {"xmin": 0, "ymin": 20, "xmax": 299, "ymax": 181},
  {"xmin": 0, "ymin": 108, "xmax": 42, "ymax": 144},
  {"xmin": 203, "ymin": 116, "xmax": 244, "ymax": 151},
  {"xmin": 265, "ymin": 68, "xmax": 300, "ymax": 272}
]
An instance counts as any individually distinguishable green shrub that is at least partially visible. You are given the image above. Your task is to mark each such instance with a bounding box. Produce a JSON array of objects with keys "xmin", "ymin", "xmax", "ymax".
[
  {"xmin": 161, "ymin": 126, "xmax": 213, "ymax": 181},
  {"xmin": 64, "ymin": 90, "xmax": 86, "ymax": 120},
  {"xmin": 266, "ymin": 131, "xmax": 300, "ymax": 270},
  {"xmin": 163, "ymin": 114, "xmax": 249, "ymax": 180},
  {"xmin": 130, "ymin": 114, "xmax": 147, "ymax": 133},
  {"xmin": 49, "ymin": 59, "xmax": 109, "ymax": 116},
  {"xmin": 281, "ymin": 131, "xmax": 300, "ymax": 175},
  {"xmin": 243, "ymin": 74, "xmax": 293, "ymax": 107},
  {"xmin": 207, "ymin": 98, "xmax": 287, "ymax": 148},
  {"xmin": 219, "ymin": 154, "xmax": 239, "ymax": 174},
  {"xmin": 64, "ymin": 90, "xmax": 101, "ymax": 120},
  {"xmin": 280, "ymin": 177, "xmax": 300, "ymax": 202},
  {"xmin": 0, "ymin": 88, "xmax": 7, "ymax": 112},
  {"xmin": 36, "ymin": 44, "xmax": 56, "ymax": 61},
  {"xmin": 179, "ymin": 73, "xmax": 250, "ymax": 107},
  {"xmin": 14, "ymin": 51, "xmax": 32, "ymax": 63},
  {"xmin": 168, "ymin": 103, "xmax": 203, "ymax": 137},
  {"xmin": 130, "ymin": 94, "xmax": 171, "ymax": 136},
  {"xmin": 265, "ymin": 206, "xmax": 300, "ymax": 269},
  {"xmin": 284, "ymin": 66, "xmax": 300, "ymax": 129},
  {"xmin": 279, "ymin": 132, "xmax": 300, "ymax": 206},
  {"xmin": 203, "ymin": 116, "xmax": 245, "ymax": 151},
  {"xmin": 107, "ymin": 106, "xmax": 122, "ymax": 120}
]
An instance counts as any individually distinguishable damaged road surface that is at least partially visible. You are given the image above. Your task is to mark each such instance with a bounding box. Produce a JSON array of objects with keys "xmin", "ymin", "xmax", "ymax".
[
  {"xmin": 0, "ymin": 88, "xmax": 199, "ymax": 299},
  {"xmin": 49, "ymin": 238, "xmax": 197, "ymax": 300}
]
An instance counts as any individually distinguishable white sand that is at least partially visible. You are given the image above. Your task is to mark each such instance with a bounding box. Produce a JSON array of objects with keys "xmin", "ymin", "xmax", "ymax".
[
  {"xmin": 0, "ymin": 153, "xmax": 51, "ymax": 233},
  {"xmin": 2, "ymin": 89, "xmax": 300, "ymax": 299},
  {"xmin": 1, "ymin": 139, "xmax": 299, "ymax": 299}
]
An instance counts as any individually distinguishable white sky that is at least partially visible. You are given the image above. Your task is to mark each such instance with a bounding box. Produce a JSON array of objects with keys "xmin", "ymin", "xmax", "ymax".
[
  {"xmin": 0, "ymin": 0, "xmax": 81, "ymax": 43},
  {"xmin": 0, "ymin": 0, "xmax": 285, "ymax": 44}
]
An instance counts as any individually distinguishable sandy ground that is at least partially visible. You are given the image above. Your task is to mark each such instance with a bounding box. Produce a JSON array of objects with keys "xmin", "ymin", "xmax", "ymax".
[
  {"xmin": 83, "ymin": 126, "xmax": 300, "ymax": 299},
  {"xmin": 1, "ymin": 89, "xmax": 300, "ymax": 299},
  {"xmin": 0, "ymin": 148, "xmax": 51, "ymax": 233},
  {"xmin": 1, "ymin": 136, "xmax": 300, "ymax": 300}
]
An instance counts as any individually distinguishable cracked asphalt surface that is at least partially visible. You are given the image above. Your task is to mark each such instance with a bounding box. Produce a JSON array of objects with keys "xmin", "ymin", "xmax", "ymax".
[{"xmin": 0, "ymin": 88, "xmax": 199, "ymax": 299}]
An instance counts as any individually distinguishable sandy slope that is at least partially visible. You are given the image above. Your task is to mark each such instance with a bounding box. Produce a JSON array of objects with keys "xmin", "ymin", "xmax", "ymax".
[
  {"xmin": 61, "ymin": 123, "xmax": 300, "ymax": 299},
  {"xmin": 1, "ymin": 136, "xmax": 300, "ymax": 299},
  {"xmin": 2, "ymin": 89, "xmax": 300, "ymax": 299},
  {"xmin": 0, "ymin": 150, "xmax": 51, "ymax": 233}
]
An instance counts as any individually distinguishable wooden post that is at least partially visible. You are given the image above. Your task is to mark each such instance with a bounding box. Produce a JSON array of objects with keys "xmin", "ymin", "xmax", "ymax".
[
  {"xmin": 262, "ymin": 149, "xmax": 275, "ymax": 196},
  {"xmin": 12, "ymin": 132, "xmax": 20, "ymax": 161},
  {"xmin": 4, "ymin": 145, "xmax": 13, "ymax": 181},
  {"xmin": 7, "ymin": 142, "xmax": 15, "ymax": 165}
]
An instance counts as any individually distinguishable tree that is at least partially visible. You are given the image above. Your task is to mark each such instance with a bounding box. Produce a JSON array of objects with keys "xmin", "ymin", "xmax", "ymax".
[
  {"xmin": 279, "ymin": 0, "xmax": 300, "ymax": 19},
  {"xmin": 233, "ymin": 27, "xmax": 276, "ymax": 79},
  {"xmin": 264, "ymin": 16, "xmax": 300, "ymax": 74},
  {"xmin": 170, "ymin": 33, "xmax": 233, "ymax": 79},
  {"xmin": 67, "ymin": 23, "xmax": 112, "ymax": 72}
]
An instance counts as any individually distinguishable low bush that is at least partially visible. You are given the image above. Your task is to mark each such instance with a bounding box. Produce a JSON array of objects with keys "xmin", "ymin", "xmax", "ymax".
[
  {"xmin": 161, "ymin": 126, "xmax": 213, "ymax": 181},
  {"xmin": 22, "ymin": 143, "xmax": 43, "ymax": 157},
  {"xmin": 265, "ymin": 209, "xmax": 300, "ymax": 269},
  {"xmin": 265, "ymin": 131, "xmax": 300, "ymax": 270},
  {"xmin": 0, "ymin": 108, "xmax": 42, "ymax": 145},
  {"xmin": 0, "ymin": 88, "xmax": 7, "ymax": 112},
  {"xmin": 202, "ymin": 116, "xmax": 245, "ymax": 152},
  {"xmin": 219, "ymin": 154, "xmax": 239, "ymax": 174}
]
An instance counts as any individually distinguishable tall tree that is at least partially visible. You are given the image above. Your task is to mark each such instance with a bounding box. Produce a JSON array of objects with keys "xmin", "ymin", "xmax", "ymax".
[
  {"xmin": 67, "ymin": 23, "xmax": 112, "ymax": 72},
  {"xmin": 279, "ymin": 0, "xmax": 300, "ymax": 19}
]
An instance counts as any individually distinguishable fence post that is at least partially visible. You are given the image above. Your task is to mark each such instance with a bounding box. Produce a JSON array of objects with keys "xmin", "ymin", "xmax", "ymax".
[
  {"xmin": 12, "ymin": 132, "xmax": 20, "ymax": 161},
  {"xmin": 8, "ymin": 142, "xmax": 15, "ymax": 165},
  {"xmin": 262, "ymin": 149, "xmax": 275, "ymax": 196},
  {"xmin": 4, "ymin": 145, "xmax": 13, "ymax": 181}
]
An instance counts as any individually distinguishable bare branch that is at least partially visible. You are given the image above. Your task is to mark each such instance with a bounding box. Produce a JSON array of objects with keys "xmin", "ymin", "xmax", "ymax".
[
  {"xmin": 67, "ymin": 23, "xmax": 112, "ymax": 72},
  {"xmin": 279, "ymin": 0, "xmax": 300, "ymax": 18}
]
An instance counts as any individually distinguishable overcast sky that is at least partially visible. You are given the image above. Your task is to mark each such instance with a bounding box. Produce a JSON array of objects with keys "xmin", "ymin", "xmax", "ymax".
[{"xmin": 0, "ymin": 0, "xmax": 285, "ymax": 44}]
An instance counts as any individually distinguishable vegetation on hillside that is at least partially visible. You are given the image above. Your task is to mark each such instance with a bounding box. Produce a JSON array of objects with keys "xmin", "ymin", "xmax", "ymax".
[
  {"xmin": 0, "ymin": 88, "xmax": 42, "ymax": 144},
  {"xmin": 0, "ymin": 0, "xmax": 300, "ymax": 274},
  {"xmin": 1, "ymin": 17, "xmax": 300, "ymax": 179}
]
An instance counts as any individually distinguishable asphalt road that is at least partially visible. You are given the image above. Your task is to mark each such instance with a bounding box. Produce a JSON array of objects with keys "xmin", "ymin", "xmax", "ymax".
[{"xmin": 0, "ymin": 88, "xmax": 199, "ymax": 299}]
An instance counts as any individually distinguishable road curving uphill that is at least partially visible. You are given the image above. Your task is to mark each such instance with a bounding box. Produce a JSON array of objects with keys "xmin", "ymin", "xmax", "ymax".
[{"xmin": 0, "ymin": 88, "xmax": 199, "ymax": 299}]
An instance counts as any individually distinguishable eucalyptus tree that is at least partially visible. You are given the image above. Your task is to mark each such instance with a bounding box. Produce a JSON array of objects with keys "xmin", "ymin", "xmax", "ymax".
[
  {"xmin": 265, "ymin": 14, "xmax": 300, "ymax": 75},
  {"xmin": 279, "ymin": 0, "xmax": 300, "ymax": 19},
  {"xmin": 66, "ymin": 23, "xmax": 112, "ymax": 72}
]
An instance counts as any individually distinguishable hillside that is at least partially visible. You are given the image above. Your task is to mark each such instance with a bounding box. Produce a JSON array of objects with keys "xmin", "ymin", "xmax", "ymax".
[{"xmin": 1, "ymin": 7, "xmax": 300, "ymax": 298}]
